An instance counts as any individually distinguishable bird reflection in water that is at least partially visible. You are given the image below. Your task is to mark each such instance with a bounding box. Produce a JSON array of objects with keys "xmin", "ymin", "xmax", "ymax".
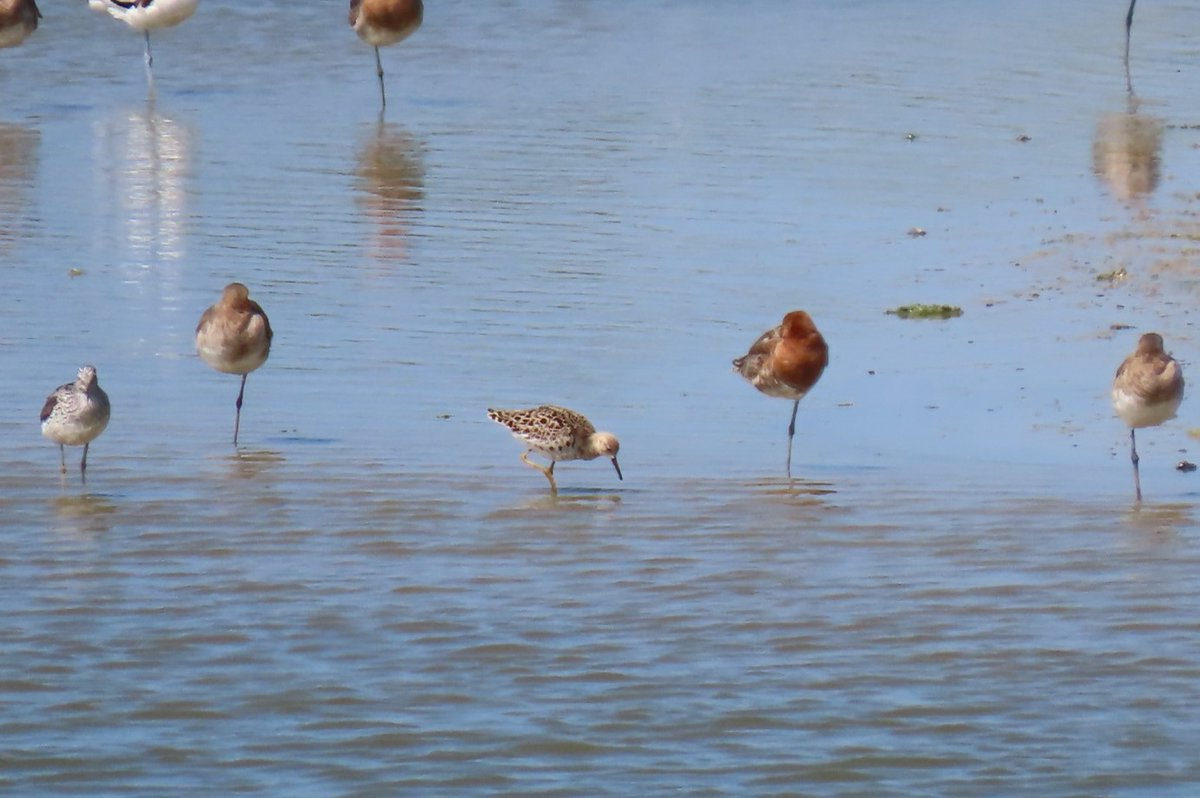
[
  {"xmin": 51, "ymin": 493, "xmax": 118, "ymax": 539},
  {"xmin": 485, "ymin": 490, "xmax": 622, "ymax": 519},
  {"xmin": 1125, "ymin": 501, "xmax": 1192, "ymax": 538},
  {"xmin": 1095, "ymin": 13, "xmax": 1163, "ymax": 210},
  {"xmin": 745, "ymin": 476, "xmax": 836, "ymax": 505},
  {"xmin": 92, "ymin": 98, "xmax": 192, "ymax": 280},
  {"xmin": 0, "ymin": 123, "xmax": 39, "ymax": 256},
  {"xmin": 354, "ymin": 122, "xmax": 425, "ymax": 267},
  {"xmin": 1093, "ymin": 104, "xmax": 1163, "ymax": 208},
  {"xmin": 226, "ymin": 447, "xmax": 285, "ymax": 482}
]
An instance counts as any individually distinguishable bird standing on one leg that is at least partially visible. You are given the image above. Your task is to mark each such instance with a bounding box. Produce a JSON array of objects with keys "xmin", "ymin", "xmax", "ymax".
[
  {"xmin": 0, "ymin": 0, "xmax": 40, "ymax": 49},
  {"xmin": 488, "ymin": 405, "xmax": 622, "ymax": 494},
  {"xmin": 349, "ymin": 0, "xmax": 422, "ymax": 110},
  {"xmin": 196, "ymin": 282, "xmax": 273, "ymax": 447},
  {"xmin": 733, "ymin": 310, "xmax": 829, "ymax": 478},
  {"xmin": 1112, "ymin": 332, "xmax": 1184, "ymax": 504},
  {"xmin": 88, "ymin": 0, "xmax": 198, "ymax": 78},
  {"xmin": 41, "ymin": 365, "xmax": 111, "ymax": 484}
]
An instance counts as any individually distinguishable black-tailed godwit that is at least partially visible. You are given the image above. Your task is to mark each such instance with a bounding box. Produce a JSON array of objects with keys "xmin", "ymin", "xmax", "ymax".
[
  {"xmin": 195, "ymin": 282, "xmax": 273, "ymax": 447},
  {"xmin": 349, "ymin": 0, "xmax": 422, "ymax": 109},
  {"xmin": 733, "ymin": 310, "xmax": 829, "ymax": 477},
  {"xmin": 1112, "ymin": 331, "xmax": 1184, "ymax": 503}
]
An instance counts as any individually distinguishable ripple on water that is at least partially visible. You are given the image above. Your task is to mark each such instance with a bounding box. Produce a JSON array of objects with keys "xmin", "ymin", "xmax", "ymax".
[{"xmin": 5, "ymin": 0, "xmax": 1200, "ymax": 793}]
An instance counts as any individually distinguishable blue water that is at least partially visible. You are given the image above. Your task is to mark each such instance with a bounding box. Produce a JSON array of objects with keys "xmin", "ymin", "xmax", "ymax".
[{"xmin": 3, "ymin": 0, "xmax": 1200, "ymax": 794}]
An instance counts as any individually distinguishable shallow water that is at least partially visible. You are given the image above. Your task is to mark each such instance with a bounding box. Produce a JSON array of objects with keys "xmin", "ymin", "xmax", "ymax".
[{"xmin": 4, "ymin": 0, "xmax": 1200, "ymax": 794}]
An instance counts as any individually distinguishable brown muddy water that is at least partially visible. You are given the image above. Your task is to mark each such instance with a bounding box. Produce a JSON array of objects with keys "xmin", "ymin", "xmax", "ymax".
[{"xmin": 3, "ymin": 0, "xmax": 1200, "ymax": 794}]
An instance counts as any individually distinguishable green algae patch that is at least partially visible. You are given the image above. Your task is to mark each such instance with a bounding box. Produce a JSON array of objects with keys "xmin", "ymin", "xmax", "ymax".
[{"xmin": 886, "ymin": 304, "xmax": 964, "ymax": 320}]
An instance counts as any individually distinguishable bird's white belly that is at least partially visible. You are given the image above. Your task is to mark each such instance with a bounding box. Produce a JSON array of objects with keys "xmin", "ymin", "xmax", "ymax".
[
  {"xmin": 197, "ymin": 342, "xmax": 268, "ymax": 375},
  {"xmin": 94, "ymin": 0, "xmax": 198, "ymax": 32},
  {"xmin": 1113, "ymin": 388, "xmax": 1181, "ymax": 429},
  {"xmin": 42, "ymin": 409, "xmax": 110, "ymax": 447}
]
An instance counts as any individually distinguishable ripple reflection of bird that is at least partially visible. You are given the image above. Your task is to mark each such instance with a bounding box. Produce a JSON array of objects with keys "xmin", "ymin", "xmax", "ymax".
[
  {"xmin": 0, "ymin": 123, "xmax": 38, "ymax": 255},
  {"xmin": 354, "ymin": 122, "xmax": 425, "ymax": 267},
  {"xmin": 93, "ymin": 99, "xmax": 194, "ymax": 272},
  {"xmin": 1093, "ymin": 99, "xmax": 1163, "ymax": 209},
  {"xmin": 52, "ymin": 493, "xmax": 118, "ymax": 538},
  {"xmin": 1094, "ymin": 5, "xmax": 1163, "ymax": 216}
]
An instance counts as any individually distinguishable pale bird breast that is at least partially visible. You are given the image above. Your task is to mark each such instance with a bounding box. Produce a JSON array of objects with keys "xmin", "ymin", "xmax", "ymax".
[{"xmin": 1113, "ymin": 386, "xmax": 1182, "ymax": 428}]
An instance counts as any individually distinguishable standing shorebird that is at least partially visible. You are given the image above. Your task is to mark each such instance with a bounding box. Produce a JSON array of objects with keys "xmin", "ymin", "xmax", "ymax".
[
  {"xmin": 488, "ymin": 405, "xmax": 622, "ymax": 494},
  {"xmin": 349, "ymin": 0, "xmax": 422, "ymax": 110},
  {"xmin": 733, "ymin": 310, "xmax": 829, "ymax": 477},
  {"xmin": 41, "ymin": 365, "xmax": 111, "ymax": 483},
  {"xmin": 0, "ymin": 0, "xmax": 40, "ymax": 49},
  {"xmin": 1112, "ymin": 332, "xmax": 1184, "ymax": 503},
  {"xmin": 88, "ymin": 0, "xmax": 198, "ymax": 78},
  {"xmin": 196, "ymin": 282, "xmax": 272, "ymax": 447}
]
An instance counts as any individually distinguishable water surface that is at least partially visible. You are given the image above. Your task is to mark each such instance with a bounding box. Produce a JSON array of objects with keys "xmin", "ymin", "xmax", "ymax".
[{"xmin": 3, "ymin": 0, "xmax": 1200, "ymax": 794}]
